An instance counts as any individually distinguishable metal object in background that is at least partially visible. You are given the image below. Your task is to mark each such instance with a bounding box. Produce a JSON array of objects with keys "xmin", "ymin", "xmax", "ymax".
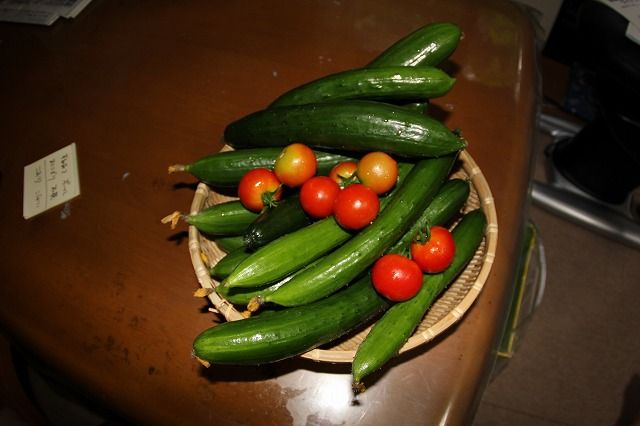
[{"xmin": 531, "ymin": 113, "xmax": 640, "ymax": 249}]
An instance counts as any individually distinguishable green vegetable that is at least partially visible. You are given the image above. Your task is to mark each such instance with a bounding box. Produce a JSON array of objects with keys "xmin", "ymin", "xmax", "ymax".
[
  {"xmin": 161, "ymin": 200, "xmax": 258, "ymax": 236},
  {"xmin": 352, "ymin": 209, "xmax": 487, "ymax": 389},
  {"xmin": 270, "ymin": 66, "xmax": 454, "ymax": 108},
  {"xmin": 214, "ymin": 235, "xmax": 245, "ymax": 253},
  {"xmin": 169, "ymin": 148, "xmax": 354, "ymax": 188},
  {"xmin": 209, "ymin": 247, "xmax": 251, "ymax": 280},
  {"xmin": 243, "ymin": 195, "xmax": 311, "ymax": 250},
  {"xmin": 224, "ymin": 101, "xmax": 465, "ymax": 158},
  {"xmin": 368, "ymin": 22, "xmax": 462, "ymax": 68},
  {"xmin": 261, "ymin": 155, "xmax": 456, "ymax": 306},
  {"xmin": 193, "ymin": 276, "xmax": 388, "ymax": 365}
]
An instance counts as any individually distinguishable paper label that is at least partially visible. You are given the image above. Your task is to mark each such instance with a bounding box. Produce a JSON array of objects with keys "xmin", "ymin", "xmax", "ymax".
[{"xmin": 23, "ymin": 143, "xmax": 81, "ymax": 219}]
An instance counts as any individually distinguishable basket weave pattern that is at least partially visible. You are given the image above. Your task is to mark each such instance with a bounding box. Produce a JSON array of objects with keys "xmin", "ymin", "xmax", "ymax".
[{"xmin": 188, "ymin": 149, "xmax": 498, "ymax": 363}]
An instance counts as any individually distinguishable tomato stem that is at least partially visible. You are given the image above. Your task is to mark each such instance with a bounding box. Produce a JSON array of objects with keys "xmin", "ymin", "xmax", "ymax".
[{"xmin": 261, "ymin": 186, "xmax": 282, "ymax": 209}]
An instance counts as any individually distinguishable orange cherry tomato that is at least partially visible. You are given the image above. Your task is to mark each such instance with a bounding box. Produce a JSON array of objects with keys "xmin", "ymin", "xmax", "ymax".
[
  {"xmin": 274, "ymin": 143, "xmax": 317, "ymax": 187},
  {"xmin": 410, "ymin": 226, "xmax": 456, "ymax": 273},
  {"xmin": 333, "ymin": 184, "xmax": 379, "ymax": 230},
  {"xmin": 371, "ymin": 254, "xmax": 423, "ymax": 301},
  {"xmin": 356, "ymin": 152, "xmax": 398, "ymax": 194},
  {"xmin": 329, "ymin": 161, "xmax": 358, "ymax": 187},
  {"xmin": 237, "ymin": 168, "xmax": 282, "ymax": 212}
]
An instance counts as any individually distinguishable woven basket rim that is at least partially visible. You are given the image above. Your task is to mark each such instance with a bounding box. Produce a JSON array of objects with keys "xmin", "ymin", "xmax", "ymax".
[{"xmin": 188, "ymin": 149, "xmax": 498, "ymax": 363}]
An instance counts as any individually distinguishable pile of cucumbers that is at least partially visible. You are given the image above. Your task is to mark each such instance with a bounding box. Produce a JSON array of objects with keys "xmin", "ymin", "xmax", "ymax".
[{"xmin": 169, "ymin": 22, "xmax": 487, "ymax": 390}]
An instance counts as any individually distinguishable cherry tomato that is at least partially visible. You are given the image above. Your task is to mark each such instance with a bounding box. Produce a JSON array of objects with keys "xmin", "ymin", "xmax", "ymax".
[
  {"xmin": 329, "ymin": 161, "xmax": 358, "ymax": 186},
  {"xmin": 356, "ymin": 152, "xmax": 398, "ymax": 194},
  {"xmin": 274, "ymin": 143, "xmax": 317, "ymax": 187},
  {"xmin": 410, "ymin": 226, "xmax": 456, "ymax": 273},
  {"xmin": 299, "ymin": 176, "xmax": 341, "ymax": 219},
  {"xmin": 333, "ymin": 184, "xmax": 380, "ymax": 230},
  {"xmin": 371, "ymin": 254, "xmax": 423, "ymax": 301},
  {"xmin": 237, "ymin": 168, "xmax": 282, "ymax": 212}
]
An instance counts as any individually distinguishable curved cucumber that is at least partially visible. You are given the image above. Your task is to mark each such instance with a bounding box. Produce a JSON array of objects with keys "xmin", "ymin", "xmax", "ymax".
[
  {"xmin": 172, "ymin": 200, "xmax": 258, "ymax": 236},
  {"xmin": 169, "ymin": 148, "xmax": 355, "ymax": 187},
  {"xmin": 263, "ymin": 155, "xmax": 456, "ymax": 307},
  {"xmin": 216, "ymin": 277, "xmax": 286, "ymax": 306},
  {"xmin": 193, "ymin": 275, "xmax": 389, "ymax": 365},
  {"xmin": 214, "ymin": 235, "xmax": 245, "ymax": 253},
  {"xmin": 210, "ymin": 247, "xmax": 251, "ymax": 280},
  {"xmin": 388, "ymin": 178, "xmax": 469, "ymax": 254},
  {"xmin": 224, "ymin": 101, "xmax": 465, "ymax": 158},
  {"xmin": 270, "ymin": 66, "xmax": 454, "ymax": 108},
  {"xmin": 243, "ymin": 195, "xmax": 311, "ymax": 250},
  {"xmin": 368, "ymin": 22, "xmax": 462, "ymax": 68},
  {"xmin": 352, "ymin": 209, "xmax": 487, "ymax": 387}
]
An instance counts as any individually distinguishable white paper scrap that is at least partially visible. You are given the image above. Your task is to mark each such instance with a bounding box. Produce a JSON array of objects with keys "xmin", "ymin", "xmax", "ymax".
[{"xmin": 23, "ymin": 143, "xmax": 81, "ymax": 219}]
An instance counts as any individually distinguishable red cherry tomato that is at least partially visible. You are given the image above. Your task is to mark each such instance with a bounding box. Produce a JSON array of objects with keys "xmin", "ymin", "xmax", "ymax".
[
  {"xmin": 371, "ymin": 254, "xmax": 423, "ymax": 301},
  {"xmin": 329, "ymin": 161, "xmax": 358, "ymax": 186},
  {"xmin": 356, "ymin": 152, "xmax": 398, "ymax": 194},
  {"xmin": 237, "ymin": 168, "xmax": 282, "ymax": 212},
  {"xmin": 274, "ymin": 143, "xmax": 317, "ymax": 187},
  {"xmin": 410, "ymin": 226, "xmax": 456, "ymax": 273},
  {"xmin": 333, "ymin": 184, "xmax": 380, "ymax": 230},
  {"xmin": 299, "ymin": 176, "xmax": 341, "ymax": 219}
]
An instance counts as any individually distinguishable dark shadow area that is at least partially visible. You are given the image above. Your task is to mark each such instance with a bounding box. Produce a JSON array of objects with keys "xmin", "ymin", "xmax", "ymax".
[
  {"xmin": 615, "ymin": 374, "xmax": 640, "ymax": 426},
  {"xmin": 166, "ymin": 230, "xmax": 188, "ymax": 246}
]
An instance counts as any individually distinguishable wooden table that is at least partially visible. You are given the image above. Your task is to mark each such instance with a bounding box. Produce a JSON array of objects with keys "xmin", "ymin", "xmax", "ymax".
[{"xmin": 0, "ymin": 1, "xmax": 537, "ymax": 424}]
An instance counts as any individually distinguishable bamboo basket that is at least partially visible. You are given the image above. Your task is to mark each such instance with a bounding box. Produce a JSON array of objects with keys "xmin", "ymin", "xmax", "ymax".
[{"xmin": 188, "ymin": 149, "xmax": 498, "ymax": 363}]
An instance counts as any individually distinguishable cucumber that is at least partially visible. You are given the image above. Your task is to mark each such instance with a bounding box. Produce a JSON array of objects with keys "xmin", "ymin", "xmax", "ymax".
[
  {"xmin": 352, "ymin": 209, "xmax": 487, "ymax": 388},
  {"xmin": 216, "ymin": 273, "xmax": 290, "ymax": 306},
  {"xmin": 269, "ymin": 67, "xmax": 454, "ymax": 108},
  {"xmin": 365, "ymin": 22, "xmax": 461, "ymax": 125},
  {"xmin": 193, "ymin": 275, "xmax": 389, "ymax": 365},
  {"xmin": 243, "ymin": 195, "xmax": 311, "ymax": 250},
  {"xmin": 368, "ymin": 22, "xmax": 462, "ymax": 68},
  {"xmin": 403, "ymin": 102, "xmax": 429, "ymax": 115},
  {"xmin": 261, "ymin": 155, "xmax": 456, "ymax": 306},
  {"xmin": 210, "ymin": 247, "xmax": 251, "ymax": 280},
  {"xmin": 387, "ymin": 178, "xmax": 469, "ymax": 254},
  {"xmin": 224, "ymin": 101, "xmax": 465, "ymax": 158},
  {"xmin": 214, "ymin": 235, "xmax": 245, "ymax": 253},
  {"xmin": 192, "ymin": 178, "xmax": 470, "ymax": 365},
  {"xmin": 221, "ymin": 163, "xmax": 413, "ymax": 288},
  {"xmin": 161, "ymin": 200, "xmax": 258, "ymax": 236},
  {"xmin": 169, "ymin": 148, "xmax": 355, "ymax": 187}
]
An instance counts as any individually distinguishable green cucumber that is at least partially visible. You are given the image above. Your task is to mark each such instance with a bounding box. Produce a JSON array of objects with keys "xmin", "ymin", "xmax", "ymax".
[
  {"xmin": 224, "ymin": 101, "xmax": 465, "ymax": 158},
  {"xmin": 210, "ymin": 247, "xmax": 251, "ymax": 280},
  {"xmin": 352, "ymin": 209, "xmax": 487, "ymax": 388},
  {"xmin": 365, "ymin": 22, "xmax": 461, "ymax": 122},
  {"xmin": 216, "ymin": 274, "xmax": 290, "ymax": 306},
  {"xmin": 214, "ymin": 235, "xmax": 245, "ymax": 253},
  {"xmin": 388, "ymin": 178, "xmax": 469, "ymax": 255},
  {"xmin": 193, "ymin": 275, "xmax": 388, "ymax": 365},
  {"xmin": 222, "ymin": 163, "xmax": 413, "ymax": 288},
  {"xmin": 269, "ymin": 67, "xmax": 454, "ymax": 108},
  {"xmin": 192, "ymin": 178, "xmax": 470, "ymax": 365},
  {"xmin": 368, "ymin": 22, "xmax": 462, "ymax": 68},
  {"xmin": 169, "ymin": 148, "xmax": 354, "ymax": 187},
  {"xmin": 162, "ymin": 200, "xmax": 258, "ymax": 236},
  {"xmin": 243, "ymin": 195, "xmax": 311, "ymax": 250},
  {"xmin": 262, "ymin": 155, "xmax": 456, "ymax": 306},
  {"xmin": 403, "ymin": 102, "xmax": 429, "ymax": 115}
]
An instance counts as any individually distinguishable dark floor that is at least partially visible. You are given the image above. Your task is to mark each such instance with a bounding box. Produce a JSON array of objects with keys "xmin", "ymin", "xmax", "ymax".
[{"xmin": 473, "ymin": 59, "xmax": 640, "ymax": 426}]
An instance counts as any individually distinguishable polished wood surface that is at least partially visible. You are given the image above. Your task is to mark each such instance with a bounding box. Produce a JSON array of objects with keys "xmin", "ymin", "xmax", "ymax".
[{"xmin": 0, "ymin": 1, "xmax": 537, "ymax": 424}]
